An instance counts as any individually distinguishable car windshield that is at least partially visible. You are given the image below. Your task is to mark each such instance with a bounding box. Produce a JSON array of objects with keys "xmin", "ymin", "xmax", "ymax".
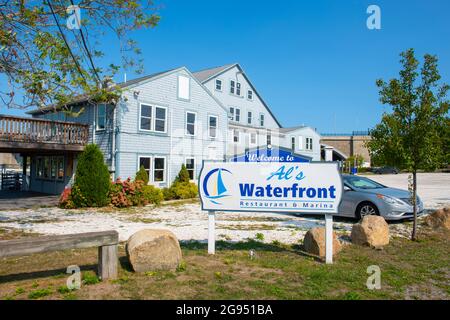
[{"xmin": 343, "ymin": 175, "xmax": 386, "ymax": 189}]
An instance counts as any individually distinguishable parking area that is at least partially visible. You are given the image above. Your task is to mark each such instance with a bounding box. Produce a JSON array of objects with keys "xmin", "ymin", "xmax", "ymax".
[{"xmin": 364, "ymin": 172, "xmax": 450, "ymax": 210}]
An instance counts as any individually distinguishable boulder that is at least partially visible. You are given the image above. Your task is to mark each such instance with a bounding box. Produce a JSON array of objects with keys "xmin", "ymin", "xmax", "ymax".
[
  {"xmin": 351, "ymin": 215, "xmax": 389, "ymax": 247},
  {"xmin": 126, "ymin": 229, "xmax": 182, "ymax": 272},
  {"xmin": 303, "ymin": 227, "xmax": 342, "ymax": 257},
  {"xmin": 423, "ymin": 207, "xmax": 450, "ymax": 230}
]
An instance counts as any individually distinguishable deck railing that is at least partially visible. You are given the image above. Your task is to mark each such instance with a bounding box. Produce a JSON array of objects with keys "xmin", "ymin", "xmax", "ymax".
[{"xmin": 0, "ymin": 114, "xmax": 89, "ymax": 146}]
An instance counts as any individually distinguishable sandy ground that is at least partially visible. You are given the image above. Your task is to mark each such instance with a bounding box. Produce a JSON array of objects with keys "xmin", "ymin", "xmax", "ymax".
[{"xmin": 0, "ymin": 173, "xmax": 448, "ymax": 244}]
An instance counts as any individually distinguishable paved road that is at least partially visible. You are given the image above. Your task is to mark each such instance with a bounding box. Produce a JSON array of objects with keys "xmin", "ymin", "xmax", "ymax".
[{"xmin": 361, "ymin": 173, "xmax": 450, "ymax": 209}]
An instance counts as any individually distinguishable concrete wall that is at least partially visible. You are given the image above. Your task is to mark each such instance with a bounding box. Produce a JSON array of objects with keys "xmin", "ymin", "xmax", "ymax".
[{"xmin": 320, "ymin": 135, "xmax": 372, "ymax": 163}]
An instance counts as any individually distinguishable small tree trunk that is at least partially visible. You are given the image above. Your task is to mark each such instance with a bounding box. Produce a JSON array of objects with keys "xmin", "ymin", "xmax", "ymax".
[{"xmin": 411, "ymin": 170, "xmax": 417, "ymax": 241}]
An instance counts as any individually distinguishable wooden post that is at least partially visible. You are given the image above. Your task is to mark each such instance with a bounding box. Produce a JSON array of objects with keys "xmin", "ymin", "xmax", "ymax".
[
  {"xmin": 98, "ymin": 244, "xmax": 118, "ymax": 280},
  {"xmin": 325, "ymin": 214, "xmax": 333, "ymax": 264},
  {"xmin": 208, "ymin": 211, "xmax": 216, "ymax": 255}
]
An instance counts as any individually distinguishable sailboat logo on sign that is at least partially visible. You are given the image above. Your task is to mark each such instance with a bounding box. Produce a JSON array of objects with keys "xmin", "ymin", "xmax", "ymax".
[{"xmin": 202, "ymin": 168, "xmax": 232, "ymax": 205}]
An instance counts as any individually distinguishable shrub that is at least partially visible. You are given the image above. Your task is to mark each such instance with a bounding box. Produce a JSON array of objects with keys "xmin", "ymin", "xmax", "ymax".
[
  {"xmin": 135, "ymin": 165, "xmax": 149, "ymax": 185},
  {"xmin": 142, "ymin": 185, "xmax": 164, "ymax": 205},
  {"xmin": 72, "ymin": 144, "xmax": 111, "ymax": 207},
  {"xmin": 109, "ymin": 178, "xmax": 147, "ymax": 208},
  {"xmin": 59, "ymin": 187, "xmax": 76, "ymax": 209},
  {"xmin": 163, "ymin": 165, "xmax": 199, "ymax": 200},
  {"xmin": 175, "ymin": 164, "xmax": 190, "ymax": 183}
]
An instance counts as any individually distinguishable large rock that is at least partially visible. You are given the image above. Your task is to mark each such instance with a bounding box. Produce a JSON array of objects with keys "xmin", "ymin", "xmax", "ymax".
[
  {"xmin": 126, "ymin": 229, "xmax": 182, "ymax": 272},
  {"xmin": 303, "ymin": 227, "xmax": 342, "ymax": 257},
  {"xmin": 423, "ymin": 207, "xmax": 450, "ymax": 230},
  {"xmin": 351, "ymin": 215, "xmax": 389, "ymax": 247}
]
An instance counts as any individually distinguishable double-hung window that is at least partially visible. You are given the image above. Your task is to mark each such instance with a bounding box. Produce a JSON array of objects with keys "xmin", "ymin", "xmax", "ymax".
[
  {"xmin": 235, "ymin": 108, "xmax": 241, "ymax": 122},
  {"xmin": 153, "ymin": 157, "xmax": 166, "ymax": 182},
  {"xmin": 230, "ymin": 80, "xmax": 235, "ymax": 94},
  {"xmin": 186, "ymin": 112, "xmax": 196, "ymax": 136},
  {"xmin": 260, "ymin": 114, "xmax": 265, "ymax": 127},
  {"xmin": 139, "ymin": 157, "xmax": 151, "ymax": 183},
  {"xmin": 236, "ymin": 82, "xmax": 241, "ymax": 96},
  {"xmin": 229, "ymin": 107, "xmax": 235, "ymax": 121},
  {"xmin": 208, "ymin": 115, "xmax": 218, "ymax": 138},
  {"xmin": 247, "ymin": 90, "xmax": 253, "ymax": 100},
  {"xmin": 306, "ymin": 137, "xmax": 313, "ymax": 151},
  {"xmin": 250, "ymin": 132, "xmax": 257, "ymax": 146},
  {"xmin": 247, "ymin": 111, "xmax": 252, "ymax": 125},
  {"xmin": 291, "ymin": 137, "xmax": 296, "ymax": 150},
  {"xmin": 215, "ymin": 79, "xmax": 222, "ymax": 91},
  {"xmin": 267, "ymin": 130, "xmax": 272, "ymax": 146},
  {"xmin": 96, "ymin": 104, "xmax": 106, "ymax": 130},
  {"xmin": 233, "ymin": 129, "xmax": 240, "ymax": 143},
  {"xmin": 140, "ymin": 104, "xmax": 167, "ymax": 133},
  {"xmin": 185, "ymin": 158, "xmax": 195, "ymax": 180}
]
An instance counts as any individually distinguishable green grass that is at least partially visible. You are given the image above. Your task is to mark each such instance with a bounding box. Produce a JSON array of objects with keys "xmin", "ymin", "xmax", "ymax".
[{"xmin": 0, "ymin": 230, "xmax": 448, "ymax": 300}]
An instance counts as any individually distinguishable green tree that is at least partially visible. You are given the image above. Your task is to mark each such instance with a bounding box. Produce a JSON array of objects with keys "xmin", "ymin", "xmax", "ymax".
[
  {"xmin": 73, "ymin": 144, "xmax": 111, "ymax": 207},
  {"xmin": 367, "ymin": 49, "xmax": 449, "ymax": 240},
  {"xmin": 0, "ymin": 1, "xmax": 159, "ymax": 110},
  {"xmin": 175, "ymin": 164, "xmax": 191, "ymax": 184},
  {"xmin": 135, "ymin": 165, "xmax": 149, "ymax": 185}
]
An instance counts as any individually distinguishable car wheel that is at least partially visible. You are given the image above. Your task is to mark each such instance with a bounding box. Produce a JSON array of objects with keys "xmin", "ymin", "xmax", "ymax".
[{"xmin": 356, "ymin": 202, "xmax": 379, "ymax": 220}]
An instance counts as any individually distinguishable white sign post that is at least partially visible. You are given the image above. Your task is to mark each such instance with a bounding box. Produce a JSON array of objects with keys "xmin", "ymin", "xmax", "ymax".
[{"xmin": 199, "ymin": 162, "xmax": 342, "ymax": 263}]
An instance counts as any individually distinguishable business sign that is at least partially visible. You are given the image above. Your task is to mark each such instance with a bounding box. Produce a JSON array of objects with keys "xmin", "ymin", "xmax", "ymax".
[
  {"xmin": 228, "ymin": 147, "xmax": 311, "ymax": 163},
  {"xmin": 199, "ymin": 162, "xmax": 342, "ymax": 214}
]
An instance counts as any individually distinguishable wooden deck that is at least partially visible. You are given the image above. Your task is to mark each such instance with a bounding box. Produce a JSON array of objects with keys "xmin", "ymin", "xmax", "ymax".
[{"xmin": 0, "ymin": 114, "xmax": 89, "ymax": 153}]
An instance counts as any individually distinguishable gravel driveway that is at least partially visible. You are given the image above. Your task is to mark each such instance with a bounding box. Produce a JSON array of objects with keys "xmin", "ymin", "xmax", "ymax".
[{"xmin": 0, "ymin": 173, "xmax": 448, "ymax": 244}]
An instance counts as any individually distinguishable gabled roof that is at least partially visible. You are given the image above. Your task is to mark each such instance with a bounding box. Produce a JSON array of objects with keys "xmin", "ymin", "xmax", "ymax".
[
  {"xmin": 192, "ymin": 63, "xmax": 283, "ymax": 128},
  {"xmin": 27, "ymin": 66, "xmax": 228, "ymax": 115},
  {"xmin": 192, "ymin": 64, "xmax": 236, "ymax": 83},
  {"xmin": 278, "ymin": 125, "xmax": 307, "ymax": 133}
]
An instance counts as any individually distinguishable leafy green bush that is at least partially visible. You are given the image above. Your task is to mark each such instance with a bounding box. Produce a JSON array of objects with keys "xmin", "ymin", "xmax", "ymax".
[
  {"xmin": 175, "ymin": 164, "xmax": 190, "ymax": 183},
  {"xmin": 163, "ymin": 165, "xmax": 199, "ymax": 200},
  {"xmin": 142, "ymin": 185, "xmax": 164, "ymax": 205},
  {"xmin": 135, "ymin": 165, "xmax": 149, "ymax": 185},
  {"xmin": 72, "ymin": 144, "xmax": 111, "ymax": 207}
]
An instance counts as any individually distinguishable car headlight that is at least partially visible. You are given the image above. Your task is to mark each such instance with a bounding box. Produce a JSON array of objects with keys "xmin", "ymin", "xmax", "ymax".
[{"xmin": 376, "ymin": 194, "xmax": 406, "ymax": 206}]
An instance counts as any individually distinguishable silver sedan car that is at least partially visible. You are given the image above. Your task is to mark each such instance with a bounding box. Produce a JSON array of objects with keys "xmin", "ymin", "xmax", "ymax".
[{"xmin": 338, "ymin": 174, "xmax": 424, "ymax": 221}]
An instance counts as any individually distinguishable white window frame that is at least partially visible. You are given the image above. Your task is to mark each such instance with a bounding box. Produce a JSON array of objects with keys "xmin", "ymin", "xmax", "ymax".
[
  {"xmin": 247, "ymin": 90, "xmax": 253, "ymax": 100},
  {"xmin": 139, "ymin": 103, "xmax": 168, "ymax": 133},
  {"xmin": 306, "ymin": 137, "xmax": 313, "ymax": 151},
  {"xmin": 137, "ymin": 156, "xmax": 152, "ymax": 184},
  {"xmin": 185, "ymin": 157, "xmax": 196, "ymax": 181},
  {"xmin": 230, "ymin": 80, "xmax": 235, "ymax": 94},
  {"xmin": 215, "ymin": 79, "xmax": 222, "ymax": 91},
  {"xmin": 234, "ymin": 108, "xmax": 241, "ymax": 122},
  {"xmin": 229, "ymin": 107, "xmax": 235, "ymax": 121},
  {"xmin": 249, "ymin": 132, "xmax": 257, "ymax": 146},
  {"xmin": 185, "ymin": 111, "xmax": 197, "ymax": 136},
  {"xmin": 266, "ymin": 132, "xmax": 272, "ymax": 146},
  {"xmin": 96, "ymin": 104, "xmax": 106, "ymax": 131},
  {"xmin": 247, "ymin": 111, "xmax": 252, "ymax": 125},
  {"xmin": 208, "ymin": 115, "xmax": 218, "ymax": 139},
  {"xmin": 259, "ymin": 113, "xmax": 265, "ymax": 127},
  {"xmin": 177, "ymin": 75, "xmax": 190, "ymax": 100},
  {"xmin": 236, "ymin": 82, "xmax": 241, "ymax": 96},
  {"xmin": 233, "ymin": 129, "xmax": 240, "ymax": 144},
  {"xmin": 153, "ymin": 156, "xmax": 166, "ymax": 184},
  {"xmin": 291, "ymin": 136, "xmax": 296, "ymax": 150}
]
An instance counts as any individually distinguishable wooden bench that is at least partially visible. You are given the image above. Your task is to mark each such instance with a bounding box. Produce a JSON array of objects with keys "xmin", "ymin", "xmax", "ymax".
[{"xmin": 0, "ymin": 230, "xmax": 119, "ymax": 280}]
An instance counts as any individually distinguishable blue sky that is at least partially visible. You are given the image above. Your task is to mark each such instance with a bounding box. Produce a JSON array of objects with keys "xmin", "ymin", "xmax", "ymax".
[{"xmin": 3, "ymin": 0, "xmax": 449, "ymax": 133}]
